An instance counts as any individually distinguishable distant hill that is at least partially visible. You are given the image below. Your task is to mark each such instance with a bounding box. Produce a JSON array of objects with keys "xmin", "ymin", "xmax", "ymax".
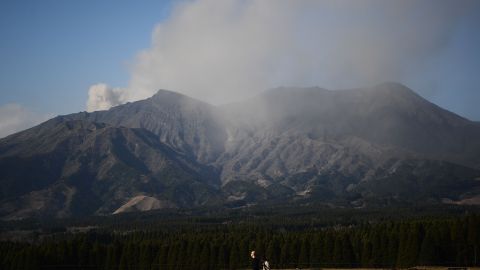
[{"xmin": 1, "ymin": 82, "xmax": 480, "ymax": 219}]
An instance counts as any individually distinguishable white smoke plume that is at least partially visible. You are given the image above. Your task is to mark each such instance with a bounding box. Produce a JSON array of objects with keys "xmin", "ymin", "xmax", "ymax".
[
  {"xmin": 0, "ymin": 104, "xmax": 52, "ymax": 138},
  {"xmin": 87, "ymin": 0, "xmax": 477, "ymax": 109},
  {"xmin": 86, "ymin": 83, "xmax": 126, "ymax": 112}
]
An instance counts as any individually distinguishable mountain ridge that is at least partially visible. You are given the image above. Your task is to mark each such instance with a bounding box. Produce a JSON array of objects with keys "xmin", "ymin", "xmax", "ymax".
[{"xmin": 1, "ymin": 82, "xmax": 480, "ymax": 219}]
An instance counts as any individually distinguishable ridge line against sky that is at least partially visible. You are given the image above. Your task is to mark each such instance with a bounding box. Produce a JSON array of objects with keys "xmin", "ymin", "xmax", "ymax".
[{"xmin": 1, "ymin": 0, "xmax": 480, "ymax": 138}]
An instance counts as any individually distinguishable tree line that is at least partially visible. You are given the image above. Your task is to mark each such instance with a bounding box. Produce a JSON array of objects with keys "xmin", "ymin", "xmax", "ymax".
[{"xmin": 1, "ymin": 215, "xmax": 479, "ymax": 269}]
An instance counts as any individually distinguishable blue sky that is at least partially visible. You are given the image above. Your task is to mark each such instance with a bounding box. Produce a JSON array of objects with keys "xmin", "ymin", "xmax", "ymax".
[
  {"xmin": 0, "ymin": 0, "xmax": 173, "ymax": 114},
  {"xmin": 0, "ymin": 0, "xmax": 479, "ymax": 138}
]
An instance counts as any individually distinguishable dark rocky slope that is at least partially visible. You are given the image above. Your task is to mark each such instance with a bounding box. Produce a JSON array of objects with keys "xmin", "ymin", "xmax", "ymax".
[
  {"xmin": 0, "ymin": 118, "xmax": 220, "ymax": 219},
  {"xmin": 1, "ymin": 83, "xmax": 480, "ymax": 219}
]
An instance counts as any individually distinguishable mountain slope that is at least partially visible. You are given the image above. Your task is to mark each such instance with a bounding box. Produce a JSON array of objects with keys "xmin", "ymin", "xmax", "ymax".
[
  {"xmin": 1, "ymin": 83, "xmax": 480, "ymax": 219},
  {"xmin": 0, "ymin": 118, "xmax": 220, "ymax": 219},
  {"xmin": 65, "ymin": 89, "xmax": 227, "ymax": 163},
  {"xmin": 215, "ymin": 83, "xmax": 480, "ymax": 205},
  {"xmin": 220, "ymin": 82, "xmax": 480, "ymax": 167}
]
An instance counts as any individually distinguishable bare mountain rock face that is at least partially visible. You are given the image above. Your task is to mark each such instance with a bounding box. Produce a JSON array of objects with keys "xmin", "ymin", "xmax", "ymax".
[
  {"xmin": 1, "ymin": 83, "xmax": 480, "ymax": 219},
  {"xmin": 0, "ymin": 119, "xmax": 220, "ymax": 220},
  {"xmin": 216, "ymin": 83, "xmax": 480, "ymax": 206},
  {"xmin": 66, "ymin": 89, "xmax": 227, "ymax": 164},
  {"xmin": 113, "ymin": 195, "xmax": 177, "ymax": 214}
]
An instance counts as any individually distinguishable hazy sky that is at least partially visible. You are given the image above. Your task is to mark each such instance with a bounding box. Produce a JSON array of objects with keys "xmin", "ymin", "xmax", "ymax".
[{"xmin": 1, "ymin": 0, "xmax": 480, "ymax": 138}]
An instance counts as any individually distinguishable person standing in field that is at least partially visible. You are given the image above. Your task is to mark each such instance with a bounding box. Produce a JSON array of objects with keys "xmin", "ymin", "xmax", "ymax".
[
  {"xmin": 262, "ymin": 256, "xmax": 270, "ymax": 270},
  {"xmin": 250, "ymin": 250, "xmax": 261, "ymax": 270}
]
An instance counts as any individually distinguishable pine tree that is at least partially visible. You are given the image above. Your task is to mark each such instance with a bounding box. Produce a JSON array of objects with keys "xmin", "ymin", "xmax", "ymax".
[
  {"xmin": 298, "ymin": 236, "xmax": 310, "ymax": 268},
  {"xmin": 138, "ymin": 243, "xmax": 153, "ymax": 270},
  {"xmin": 361, "ymin": 235, "xmax": 372, "ymax": 267},
  {"xmin": 419, "ymin": 229, "xmax": 437, "ymax": 266},
  {"xmin": 217, "ymin": 244, "xmax": 228, "ymax": 270},
  {"xmin": 309, "ymin": 234, "xmax": 322, "ymax": 268},
  {"xmin": 199, "ymin": 242, "xmax": 210, "ymax": 270},
  {"xmin": 452, "ymin": 220, "xmax": 468, "ymax": 266},
  {"xmin": 342, "ymin": 233, "xmax": 355, "ymax": 267},
  {"xmin": 333, "ymin": 235, "xmax": 344, "ymax": 267},
  {"xmin": 105, "ymin": 245, "xmax": 117, "ymax": 270},
  {"xmin": 229, "ymin": 242, "xmax": 240, "ymax": 270},
  {"xmin": 265, "ymin": 238, "xmax": 280, "ymax": 268}
]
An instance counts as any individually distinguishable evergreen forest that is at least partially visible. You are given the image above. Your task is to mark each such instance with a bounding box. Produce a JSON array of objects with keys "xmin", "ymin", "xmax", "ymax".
[{"xmin": 1, "ymin": 206, "xmax": 479, "ymax": 269}]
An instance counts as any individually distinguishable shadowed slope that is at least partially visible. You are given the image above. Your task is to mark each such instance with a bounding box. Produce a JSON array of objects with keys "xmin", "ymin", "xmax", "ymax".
[
  {"xmin": 1, "ymin": 83, "xmax": 480, "ymax": 218},
  {"xmin": 0, "ymin": 118, "xmax": 220, "ymax": 219}
]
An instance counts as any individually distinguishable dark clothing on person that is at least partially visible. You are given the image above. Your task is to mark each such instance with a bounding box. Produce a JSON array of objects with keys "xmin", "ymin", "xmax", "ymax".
[{"xmin": 252, "ymin": 257, "xmax": 261, "ymax": 270}]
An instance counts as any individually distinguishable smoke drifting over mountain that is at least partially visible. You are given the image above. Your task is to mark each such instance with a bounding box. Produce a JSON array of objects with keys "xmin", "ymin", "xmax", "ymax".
[
  {"xmin": 86, "ymin": 83, "xmax": 126, "ymax": 112},
  {"xmin": 87, "ymin": 0, "xmax": 476, "ymax": 111}
]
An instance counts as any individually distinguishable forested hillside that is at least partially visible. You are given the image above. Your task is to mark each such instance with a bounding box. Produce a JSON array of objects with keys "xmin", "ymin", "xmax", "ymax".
[{"xmin": 1, "ymin": 214, "xmax": 479, "ymax": 269}]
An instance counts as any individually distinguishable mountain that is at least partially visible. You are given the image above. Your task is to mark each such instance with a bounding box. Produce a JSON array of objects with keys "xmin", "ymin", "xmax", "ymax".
[
  {"xmin": 0, "ymin": 118, "xmax": 220, "ymax": 220},
  {"xmin": 215, "ymin": 82, "xmax": 480, "ymax": 206},
  {"xmin": 1, "ymin": 83, "xmax": 480, "ymax": 219},
  {"xmin": 220, "ymin": 82, "xmax": 480, "ymax": 168},
  {"xmin": 65, "ymin": 89, "xmax": 227, "ymax": 163}
]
